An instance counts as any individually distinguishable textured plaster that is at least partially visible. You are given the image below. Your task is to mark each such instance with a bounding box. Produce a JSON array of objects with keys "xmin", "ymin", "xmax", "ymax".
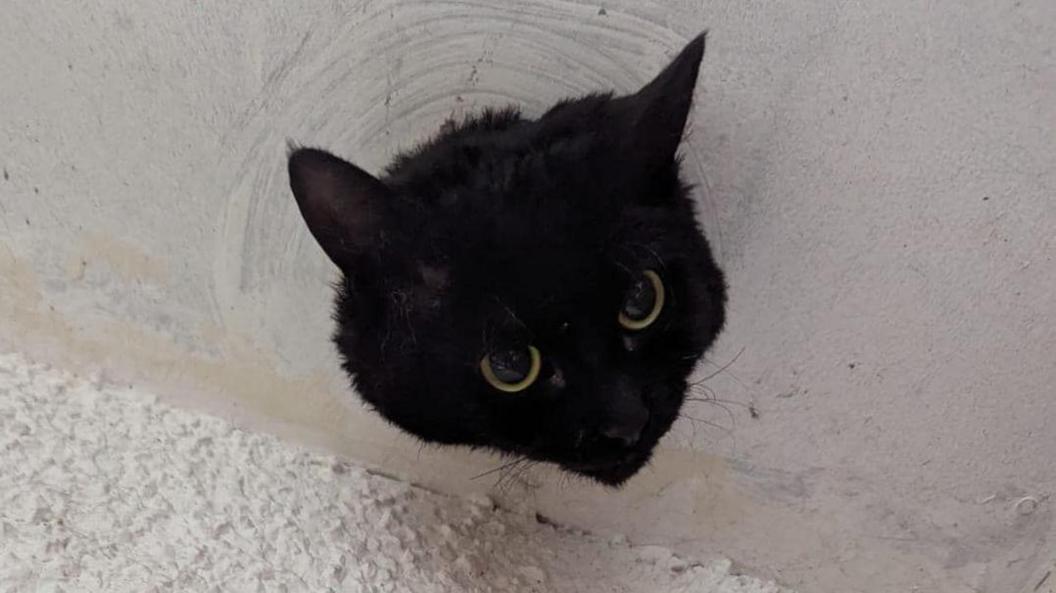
[{"xmin": 0, "ymin": 352, "xmax": 791, "ymax": 593}]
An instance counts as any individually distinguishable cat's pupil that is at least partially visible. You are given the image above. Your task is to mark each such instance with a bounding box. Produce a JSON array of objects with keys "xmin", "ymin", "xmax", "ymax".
[
  {"xmin": 622, "ymin": 274, "xmax": 657, "ymax": 321},
  {"xmin": 488, "ymin": 349, "xmax": 532, "ymax": 383}
]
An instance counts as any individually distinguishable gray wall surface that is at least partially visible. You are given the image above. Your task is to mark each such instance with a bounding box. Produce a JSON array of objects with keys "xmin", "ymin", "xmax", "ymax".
[{"xmin": 2, "ymin": 1, "xmax": 1054, "ymax": 591}]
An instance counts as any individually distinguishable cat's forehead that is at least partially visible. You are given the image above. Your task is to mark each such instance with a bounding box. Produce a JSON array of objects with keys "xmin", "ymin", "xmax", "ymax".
[
  {"xmin": 478, "ymin": 241, "xmax": 605, "ymax": 293},
  {"xmin": 389, "ymin": 103, "xmax": 624, "ymax": 200}
]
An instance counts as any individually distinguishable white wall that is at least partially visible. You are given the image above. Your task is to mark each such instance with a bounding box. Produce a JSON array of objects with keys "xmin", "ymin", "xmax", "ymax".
[{"xmin": 2, "ymin": 1, "xmax": 1054, "ymax": 591}]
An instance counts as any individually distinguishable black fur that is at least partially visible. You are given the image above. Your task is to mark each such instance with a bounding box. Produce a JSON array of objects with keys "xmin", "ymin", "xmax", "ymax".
[{"xmin": 287, "ymin": 33, "xmax": 725, "ymax": 486}]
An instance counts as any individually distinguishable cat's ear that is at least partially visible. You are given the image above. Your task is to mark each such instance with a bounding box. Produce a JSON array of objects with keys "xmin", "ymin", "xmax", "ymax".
[
  {"xmin": 614, "ymin": 32, "xmax": 706, "ymax": 171},
  {"xmin": 288, "ymin": 148, "xmax": 391, "ymax": 268}
]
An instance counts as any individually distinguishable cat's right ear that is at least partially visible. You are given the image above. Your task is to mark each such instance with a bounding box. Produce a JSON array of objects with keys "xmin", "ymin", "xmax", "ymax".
[
  {"xmin": 288, "ymin": 148, "xmax": 391, "ymax": 269},
  {"xmin": 612, "ymin": 32, "xmax": 706, "ymax": 174}
]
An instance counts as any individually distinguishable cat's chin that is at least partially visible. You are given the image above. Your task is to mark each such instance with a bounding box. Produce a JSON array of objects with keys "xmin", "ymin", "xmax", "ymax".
[{"xmin": 561, "ymin": 452, "xmax": 651, "ymax": 487}]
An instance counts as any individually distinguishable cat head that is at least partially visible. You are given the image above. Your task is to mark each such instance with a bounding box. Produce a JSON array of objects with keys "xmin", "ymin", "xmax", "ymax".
[{"xmin": 288, "ymin": 34, "xmax": 725, "ymax": 486}]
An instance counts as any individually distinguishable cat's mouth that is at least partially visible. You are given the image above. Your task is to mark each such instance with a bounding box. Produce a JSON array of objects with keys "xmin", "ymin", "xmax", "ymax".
[{"xmin": 555, "ymin": 394, "xmax": 679, "ymax": 486}]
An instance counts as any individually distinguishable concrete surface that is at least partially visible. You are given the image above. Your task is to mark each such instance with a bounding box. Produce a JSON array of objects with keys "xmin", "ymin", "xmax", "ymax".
[
  {"xmin": 0, "ymin": 351, "xmax": 790, "ymax": 593},
  {"xmin": 1, "ymin": 1, "xmax": 1054, "ymax": 592}
]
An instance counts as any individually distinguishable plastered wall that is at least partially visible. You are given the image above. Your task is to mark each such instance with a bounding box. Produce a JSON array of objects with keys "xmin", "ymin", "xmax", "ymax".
[{"xmin": 2, "ymin": 1, "xmax": 1054, "ymax": 591}]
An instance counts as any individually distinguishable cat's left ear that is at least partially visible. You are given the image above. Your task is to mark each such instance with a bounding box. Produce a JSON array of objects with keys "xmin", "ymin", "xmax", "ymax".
[
  {"xmin": 614, "ymin": 32, "xmax": 706, "ymax": 172},
  {"xmin": 288, "ymin": 147, "xmax": 392, "ymax": 269}
]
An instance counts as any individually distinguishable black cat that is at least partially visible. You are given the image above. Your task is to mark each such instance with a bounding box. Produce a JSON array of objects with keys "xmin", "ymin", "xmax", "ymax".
[{"xmin": 287, "ymin": 33, "xmax": 725, "ymax": 486}]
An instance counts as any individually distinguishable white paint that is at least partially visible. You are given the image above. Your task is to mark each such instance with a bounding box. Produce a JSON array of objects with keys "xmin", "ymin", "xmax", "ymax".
[
  {"xmin": 0, "ymin": 352, "xmax": 786, "ymax": 593},
  {"xmin": 1, "ymin": 1, "xmax": 1054, "ymax": 592}
]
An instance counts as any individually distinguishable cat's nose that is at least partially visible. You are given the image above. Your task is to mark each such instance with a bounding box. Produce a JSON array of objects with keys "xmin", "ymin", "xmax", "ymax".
[
  {"xmin": 600, "ymin": 384, "xmax": 649, "ymax": 447},
  {"xmin": 601, "ymin": 418, "xmax": 645, "ymax": 447}
]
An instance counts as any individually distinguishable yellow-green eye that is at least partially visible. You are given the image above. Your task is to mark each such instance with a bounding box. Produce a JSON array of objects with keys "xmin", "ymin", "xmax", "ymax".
[
  {"xmin": 480, "ymin": 345, "xmax": 542, "ymax": 393},
  {"xmin": 618, "ymin": 269, "xmax": 665, "ymax": 331}
]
